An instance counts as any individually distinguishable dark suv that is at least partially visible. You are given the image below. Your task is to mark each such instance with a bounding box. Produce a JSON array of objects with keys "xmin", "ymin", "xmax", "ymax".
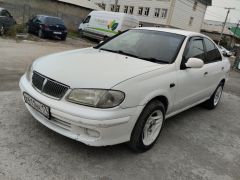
[
  {"xmin": 27, "ymin": 15, "xmax": 67, "ymax": 40},
  {"xmin": 0, "ymin": 7, "xmax": 16, "ymax": 35}
]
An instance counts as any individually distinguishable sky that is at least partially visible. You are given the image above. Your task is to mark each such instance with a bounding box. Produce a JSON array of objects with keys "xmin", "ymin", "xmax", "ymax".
[{"xmin": 204, "ymin": 0, "xmax": 240, "ymax": 23}]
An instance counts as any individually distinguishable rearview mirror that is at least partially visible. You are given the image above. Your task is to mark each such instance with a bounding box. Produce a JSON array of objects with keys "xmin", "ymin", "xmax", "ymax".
[{"xmin": 185, "ymin": 58, "xmax": 204, "ymax": 69}]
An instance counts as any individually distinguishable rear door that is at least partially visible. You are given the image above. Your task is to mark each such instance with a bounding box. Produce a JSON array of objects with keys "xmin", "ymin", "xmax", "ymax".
[{"xmin": 202, "ymin": 37, "xmax": 223, "ymax": 96}]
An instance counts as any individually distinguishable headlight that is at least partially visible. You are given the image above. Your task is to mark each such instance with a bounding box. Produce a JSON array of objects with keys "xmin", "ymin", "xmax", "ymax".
[
  {"xmin": 66, "ymin": 89, "xmax": 125, "ymax": 108},
  {"xmin": 26, "ymin": 62, "xmax": 33, "ymax": 81}
]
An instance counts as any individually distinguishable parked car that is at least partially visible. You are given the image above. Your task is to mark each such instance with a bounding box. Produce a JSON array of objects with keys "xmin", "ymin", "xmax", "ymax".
[
  {"xmin": 78, "ymin": 11, "xmax": 139, "ymax": 41},
  {"xmin": 19, "ymin": 28, "xmax": 230, "ymax": 152},
  {"xmin": 218, "ymin": 45, "xmax": 232, "ymax": 57},
  {"xmin": 0, "ymin": 7, "xmax": 16, "ymax": 35},
  {"xmin": 26, "ymin": 15, "xmax": 67, "ymax": 40}
]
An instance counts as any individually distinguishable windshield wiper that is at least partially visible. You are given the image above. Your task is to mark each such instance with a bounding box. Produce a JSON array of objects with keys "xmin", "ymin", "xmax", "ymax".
[
  {"xmin": 100, "ymin": 48, "xmax": 139, "ymax": 59},
  {"xmin": 140, "ymin": 57, "xmax": 169, "ymax": 64},
  {"xmin": 100, "ymin": 48, "xmax": 169, "ymax": 64}
]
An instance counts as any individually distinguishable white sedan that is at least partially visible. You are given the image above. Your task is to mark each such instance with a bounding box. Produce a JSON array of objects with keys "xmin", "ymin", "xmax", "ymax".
[{"xmin": 19, "ymin": 28, "xmax": 230, "ymax": 152}]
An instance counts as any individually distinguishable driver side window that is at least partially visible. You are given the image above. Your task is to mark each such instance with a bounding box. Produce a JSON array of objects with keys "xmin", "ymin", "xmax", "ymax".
[
  {"xmin": 185, "ymin": 38, "xmax": 205, "ymax": 60},
  {"xmin": 83, "ymin": 16, "xmax": 91, "ymax": 24}
]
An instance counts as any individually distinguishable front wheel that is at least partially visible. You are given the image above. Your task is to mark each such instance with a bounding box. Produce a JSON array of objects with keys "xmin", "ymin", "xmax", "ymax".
[
  {"xmin": 202, "ymin": 83, "xmax": 223, "ymax": 110},
  {"xmin": 128, "ymin": 100, "xmax": 165, "ymax": 152},
  {"xmin": 61, "ymin": 35, "xmax": 67, "ymax": 41},
  {"xmin": 38, "ymin": 29, "xmax": 44, "ymax": 39}
]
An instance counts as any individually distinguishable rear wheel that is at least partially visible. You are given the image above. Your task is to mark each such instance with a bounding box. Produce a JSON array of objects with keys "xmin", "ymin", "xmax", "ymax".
[
  {"xmin": 0, "ymin": 24, "xmax": 4, "ymax": 36},
  {"xmin": 128, "ymin": 100, "xmax": 165, "ymax": 152},
  {"xmin": 202, "ymin": 83, "xmax": 223, "ymax": 110}
]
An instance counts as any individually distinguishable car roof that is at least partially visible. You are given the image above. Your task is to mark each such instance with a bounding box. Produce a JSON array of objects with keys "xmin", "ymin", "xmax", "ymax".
[
  {"xmin": 135, "ymin": 27, "xmax": 206, "ymax": 37},
  {"xmin": 37, "ymin": 15, "xmax": 62, "ymax": 19},
  {"xmin": 0, "ymin": 7, "xmax": 5, "ymax": 11}
]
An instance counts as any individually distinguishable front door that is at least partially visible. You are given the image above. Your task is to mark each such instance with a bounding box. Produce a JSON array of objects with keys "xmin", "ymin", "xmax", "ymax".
[{"xmin": 174, "ymin": 37, "xmax": 209, "ymax": 111}]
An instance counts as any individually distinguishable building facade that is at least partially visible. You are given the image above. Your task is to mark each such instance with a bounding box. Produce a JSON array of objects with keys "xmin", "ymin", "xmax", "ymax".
[
  {"xmin": 201, "ymin": 20, "xmax": 240, "ymax": 47},
  {"xmin": 92, "ymin": 0, "xmax": 211, "ymax": 32}
]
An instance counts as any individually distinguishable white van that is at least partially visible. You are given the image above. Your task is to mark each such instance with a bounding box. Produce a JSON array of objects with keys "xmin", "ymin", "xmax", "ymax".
[{"xmin": 78, "ymin": 11, "xmax": 139, "ymax": 41}]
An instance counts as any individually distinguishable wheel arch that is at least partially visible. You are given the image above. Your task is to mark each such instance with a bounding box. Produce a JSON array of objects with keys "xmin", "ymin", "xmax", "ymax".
[{"xmin": 144, "ymin": 95, "xmax": 169, "ymax": 113}]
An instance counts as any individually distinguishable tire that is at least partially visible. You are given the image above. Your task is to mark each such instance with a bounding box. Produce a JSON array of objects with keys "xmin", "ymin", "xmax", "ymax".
[
  {"xmin": 26, "ymin": 25, "xmax": 30, "ymax": 33},
  {"xmin": 61, "ymin": 35, "xmax": 66, "ymax": 41},
  {"xmin": 79, "ymin": 29, "xmax": 83, "ymax": 38},
  {"xmin": 38, "ymin": 29, "xmax": 44, "ymax": 39},
  {"xmin": 128, "ymin": 100, "xmax": 165, "ymax": 152},
  {"xmin": 202, "ymin": 83, "xmax": 224, "ymax": 110},
  {"xmin": 0, "ymin": 24, "xmax": 4, "ymax": 36}
]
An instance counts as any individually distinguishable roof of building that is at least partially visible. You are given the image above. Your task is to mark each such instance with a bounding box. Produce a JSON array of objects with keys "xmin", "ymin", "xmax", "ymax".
[
  {"xmin": 136, "ymin": 27, "xmax": 204, "ymax": 37},
  {"xmin": 229, "ymin": 27, "xmax": 240, "ymax": 38},
  {"xmin": 56, "ymin": 0, "xmax": 101, "ymax": 10},
  {"xmin": 198, "ymin": 0, "xmax": 212, "ymax": 6}
]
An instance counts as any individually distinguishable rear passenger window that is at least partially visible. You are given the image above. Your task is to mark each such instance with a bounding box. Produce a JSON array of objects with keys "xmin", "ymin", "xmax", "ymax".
[
  {"xmin": 185, "ymin": 39, "xmax": 205, "ymax": 60},
  {"xmin": 204, "ymin": 38, "xmax": 222, "ymax": 63}
]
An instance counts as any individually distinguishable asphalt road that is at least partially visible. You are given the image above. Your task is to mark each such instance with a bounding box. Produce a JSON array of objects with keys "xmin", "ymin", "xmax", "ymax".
[{"xmin": 0, "ymin": 38, "xmax": 240, "ymax": 180}]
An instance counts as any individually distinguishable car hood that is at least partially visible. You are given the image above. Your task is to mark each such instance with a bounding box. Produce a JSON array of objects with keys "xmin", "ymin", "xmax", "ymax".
[{"xmin": 33, "ymin": 48, "xmax": 167, "ymax": 89}]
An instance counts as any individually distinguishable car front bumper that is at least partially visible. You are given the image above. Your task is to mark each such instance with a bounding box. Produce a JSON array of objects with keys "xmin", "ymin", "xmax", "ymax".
[{"xmin": 19, "ymin": 74, "xmax": 143, "ymax": 146}]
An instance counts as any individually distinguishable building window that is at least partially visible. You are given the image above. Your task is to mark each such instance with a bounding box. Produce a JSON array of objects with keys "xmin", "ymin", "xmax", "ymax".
[
  {"xmin": 161, "ymin": 9, "xmax": 168, "ymax": 19},
  {"xmin": 110, "ymin": 4, "xmax": 120, "ymax": 12},
  {"xmin": 116, "ymin": 5, "xmax": 120, "ymax": 12},
  {"xmin": 129, "ymin": 6, "xmax": 134, "ymax": 14},
  {"xmin": 124, "ymin": 6, "xmax": 129, "ymax": 13},
  {"xmin": 154, "ymin": 8, "xmax": 160, "ymax": 17},
  {"xmin": 189, "ymin": 17, "xmax": 194, "ymax": 26},
  {"xmin": 144, "ymin": 7, "xmax": 150, "ymax": 16},
  {"xmin": 193, "ymin": 1, "xmax": 198, "ymax": 11},
  {"xmin": 138, "ymin": 7, "xmax": 143, "ymax": 15},
  {"xmin": 110, "ymin": 4, "xmax": 114, "ymax": 11}
]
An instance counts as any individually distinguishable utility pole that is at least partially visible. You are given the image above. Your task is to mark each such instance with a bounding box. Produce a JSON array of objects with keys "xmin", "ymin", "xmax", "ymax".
[
  {"xmin": 218, "ymin": 7, "xmax": 235, "ymax": 45},
  {"xmin": 114, "ymin": 0, "xmax": 119, "ymax": 12}
]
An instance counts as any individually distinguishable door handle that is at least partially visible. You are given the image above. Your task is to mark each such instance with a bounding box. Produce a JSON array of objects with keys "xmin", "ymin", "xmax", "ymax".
[
  {"xmin": 222, "ymin": 67, "xmax": 224, "ymax": 70},
  {"xmin": 170, "ymin": 83, "xmax": 175, "ymax": 88},
  {"xmin": 204, "ymin": 72, "xmax": 208, "ymax": 75}
]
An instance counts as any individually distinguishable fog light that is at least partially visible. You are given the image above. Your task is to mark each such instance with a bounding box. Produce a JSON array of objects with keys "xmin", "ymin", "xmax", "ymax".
[{"xmin": 84, "ymin": 128, "xmax": 100, "ymax": 138}]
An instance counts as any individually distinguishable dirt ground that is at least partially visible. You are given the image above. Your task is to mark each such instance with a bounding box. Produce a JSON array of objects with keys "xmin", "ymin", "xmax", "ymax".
[{"xmin": 0, "ymin": 37, "xmax": 240, "ymax": 180}]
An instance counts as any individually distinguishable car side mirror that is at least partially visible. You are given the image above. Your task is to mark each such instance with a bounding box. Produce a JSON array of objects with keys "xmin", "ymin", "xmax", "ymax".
[{"xmin": 185, "ymin": 58, "xmax": 204, "ymax": 69}]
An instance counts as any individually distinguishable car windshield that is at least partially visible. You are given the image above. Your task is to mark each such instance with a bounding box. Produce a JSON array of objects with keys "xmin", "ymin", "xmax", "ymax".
[
  {"xmin": 98, "ymin": 29, "xmax": 186, "ymax": 64},
  {"xmin": 44, "ymin": 17, "xmax": 64, "ymax": 25}
]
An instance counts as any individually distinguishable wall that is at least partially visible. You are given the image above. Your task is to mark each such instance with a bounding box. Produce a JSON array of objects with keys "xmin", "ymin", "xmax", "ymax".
[{"xmin": 0, "ymin": 0, "xmax": 92, "ymax": 30}]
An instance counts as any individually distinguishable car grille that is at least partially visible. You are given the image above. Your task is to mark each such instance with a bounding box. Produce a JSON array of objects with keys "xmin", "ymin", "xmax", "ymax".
[{"xmin": 32, "ymin": 71, "xmax": 69, "ymax": 99}]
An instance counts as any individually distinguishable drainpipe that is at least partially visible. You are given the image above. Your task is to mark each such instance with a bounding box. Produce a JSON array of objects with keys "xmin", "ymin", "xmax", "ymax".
[{"xmin": 166, "ymin": 0, "xmax": 176, "ymax": 28}]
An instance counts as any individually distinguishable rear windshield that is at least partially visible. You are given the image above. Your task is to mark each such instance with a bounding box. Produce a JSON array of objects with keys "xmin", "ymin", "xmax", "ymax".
[
  {"xmin": 44, "ymin": 17, "xmax": 64, "ymax": 25},
  {"xmin": 98, "ymin": 29, "xmax": 186, "ymax": 64}
]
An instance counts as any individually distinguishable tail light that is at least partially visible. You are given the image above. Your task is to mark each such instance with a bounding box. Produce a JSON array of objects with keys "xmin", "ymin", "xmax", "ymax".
[{"xmin": 41, "ymin": 24, "xmax": 50, "ymax": 30}]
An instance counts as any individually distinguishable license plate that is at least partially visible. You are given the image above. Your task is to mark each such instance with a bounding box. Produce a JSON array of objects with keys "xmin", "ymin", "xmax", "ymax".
[
  {"xmin": 23, "ymin": 92, "xmax": 51, "ymax": 119},
  {"xmin": 54, "ymin": 32, "xmax": 62, "ymax": 35}
]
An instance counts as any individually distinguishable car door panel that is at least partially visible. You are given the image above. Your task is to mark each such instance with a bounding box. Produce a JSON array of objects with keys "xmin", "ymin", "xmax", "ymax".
[
  {"xmin": 174, "ymin": 37, "xmax": 208, "ymax": 111},
  {"xmin": 203, "ymin": 38, "xmax": 224, "ymax": 97}
]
